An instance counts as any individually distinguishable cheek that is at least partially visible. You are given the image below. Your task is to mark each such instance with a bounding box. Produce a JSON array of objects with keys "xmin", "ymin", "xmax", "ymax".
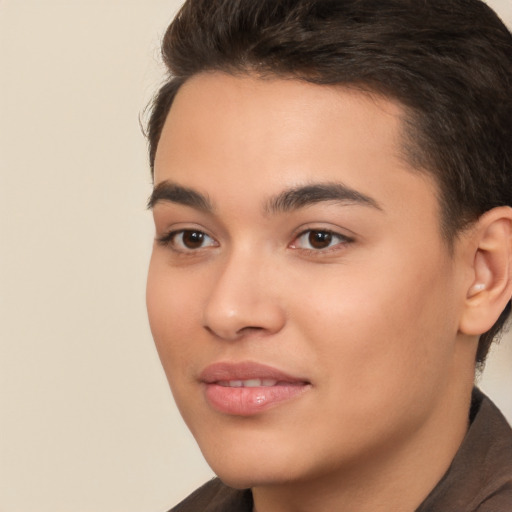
[
  {"xmin": 291, "ymin": 246, "xmax": 457, "ymax": 397},
  {"xmin": 146, "ymin": 256, "xmax": 202, "ymax": 371}
]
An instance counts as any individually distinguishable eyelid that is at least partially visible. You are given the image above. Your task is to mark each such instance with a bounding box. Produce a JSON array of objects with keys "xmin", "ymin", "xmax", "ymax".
[
  {"xmin": 289, "ymin": 227, "xmax": 354, "ymax": 253},
  {"xmin": 156, "ymin": 228, "xmax": 219, "ymax": 252}
]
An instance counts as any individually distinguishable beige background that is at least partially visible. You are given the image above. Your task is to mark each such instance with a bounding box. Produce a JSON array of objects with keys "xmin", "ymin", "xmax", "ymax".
[{"xmin": 1, "ymin": 1, "xmax": 511, "ymax": 511}]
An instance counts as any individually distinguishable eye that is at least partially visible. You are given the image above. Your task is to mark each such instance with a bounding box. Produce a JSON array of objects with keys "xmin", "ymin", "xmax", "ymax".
[
  {"xmin": 290, "ymin": 229, "xmax": 352, "ymax": 251},
  {"xmin": 158, "ymin": 229, "xmax": 218, "ymax": 251}
]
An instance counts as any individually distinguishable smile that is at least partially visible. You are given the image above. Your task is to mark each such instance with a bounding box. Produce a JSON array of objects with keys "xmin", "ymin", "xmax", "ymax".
[
  {"xmin": 200, "ymin": 362, "xmax": 311, "ymax": 416},
  {"xmin": 217, "ymin": 379, "xmax": 278, "ymax": 387}
]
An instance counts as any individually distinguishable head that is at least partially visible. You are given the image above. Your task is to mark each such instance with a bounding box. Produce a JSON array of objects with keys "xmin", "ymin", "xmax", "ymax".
[
  {"xmin": 145, "ymin": 0, "xmax": 512, "ymax": 496},
  {"xmin": 147, "ymin": 0, "xmax": 512, "ymax": 364}
]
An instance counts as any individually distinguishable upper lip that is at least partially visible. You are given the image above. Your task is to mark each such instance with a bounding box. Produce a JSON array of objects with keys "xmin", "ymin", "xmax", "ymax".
[{"xmin": 199, "ymin": 361, "xmax": 309, "ymax": 384}]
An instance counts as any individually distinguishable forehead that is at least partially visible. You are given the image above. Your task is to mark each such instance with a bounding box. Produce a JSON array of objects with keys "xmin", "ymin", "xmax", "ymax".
[
  {"xmin": 153, "ymin": 72, "xmax": 439, "ymax": 228},
  {"xmin": 155, "ymin": 72, "xmax": 407, "ymax": 179}
]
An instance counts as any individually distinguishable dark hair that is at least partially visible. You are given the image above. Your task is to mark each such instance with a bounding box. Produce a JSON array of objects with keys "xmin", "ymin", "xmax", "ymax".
[{"xmin": 146, "ymin": 0, "xmax": 512, "ymax": 363}]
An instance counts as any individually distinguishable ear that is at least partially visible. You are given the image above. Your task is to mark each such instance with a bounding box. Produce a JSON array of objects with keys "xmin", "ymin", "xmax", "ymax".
[{"xmin": 459, "ymin": 206, "xmax": 512, "ymax": 336}]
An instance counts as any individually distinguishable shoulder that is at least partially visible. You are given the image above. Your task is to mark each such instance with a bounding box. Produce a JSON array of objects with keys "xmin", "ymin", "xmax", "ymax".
[
  {"xmin": 168, "ymin": 478, "xmax": 252, "ymax": 512},
  {"xmin": 417, "ymin": 389, "xmax": 512, "ymax": 512},
  {"xmin": 475, "ymin": 482, "xmax": 512, "ymax": 511},
  {"xmin": 468, "ymin": 390, "xmax": 512, "ymax": 510}
]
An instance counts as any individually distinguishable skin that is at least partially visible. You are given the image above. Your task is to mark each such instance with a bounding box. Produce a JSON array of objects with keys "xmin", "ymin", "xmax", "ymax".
[{"xmin": 147, "ymin": 72, "xmax": 492, "ymax": 512}]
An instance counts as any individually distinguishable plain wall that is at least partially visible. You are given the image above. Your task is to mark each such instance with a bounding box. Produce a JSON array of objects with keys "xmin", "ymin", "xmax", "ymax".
[{"xmin": 0, "ymin": 1, "xmax": 511, "ymax": 511}]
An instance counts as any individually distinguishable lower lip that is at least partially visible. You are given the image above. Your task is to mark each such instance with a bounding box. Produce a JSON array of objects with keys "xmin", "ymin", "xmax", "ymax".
[{"xmin": 204, "ymin": 383, "xmax": 309, "ymax": 416}]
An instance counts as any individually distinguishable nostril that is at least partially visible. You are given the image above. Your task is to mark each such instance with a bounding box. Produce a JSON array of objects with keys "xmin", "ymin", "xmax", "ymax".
[
  {"xmin": 203, "ymin": 324, "xmax": 267, "ymax": 341},
  {"xmin": 236, "ymin": 326, "xmax": 265, "ymax": 335}
]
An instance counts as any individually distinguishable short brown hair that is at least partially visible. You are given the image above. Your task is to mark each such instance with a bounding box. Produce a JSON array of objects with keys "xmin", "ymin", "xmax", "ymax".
[{"xmin": 146, "ymin": 0, "xmax": 512, "ymax": 363}]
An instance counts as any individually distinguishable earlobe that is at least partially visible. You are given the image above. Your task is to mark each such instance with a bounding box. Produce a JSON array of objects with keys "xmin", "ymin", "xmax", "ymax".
[{"xmin": 459, "ymin": 207, "xmax": 512, "ymax": 336}]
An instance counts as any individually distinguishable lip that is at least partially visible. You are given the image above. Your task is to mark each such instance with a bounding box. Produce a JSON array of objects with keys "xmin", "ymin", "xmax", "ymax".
[{"xmin": 200, "ymin": 361, "xmax": 311, "ymax": 416}]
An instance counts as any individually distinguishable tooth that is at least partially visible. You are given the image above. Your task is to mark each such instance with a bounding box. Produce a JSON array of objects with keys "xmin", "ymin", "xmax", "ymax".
[
  {"xmin": 218, "ymin": 379, "xmax": 278, "ymax": 388},
  {"xmin": 243, "ymin": 379, "xmax": 262, "ymax": 387}
]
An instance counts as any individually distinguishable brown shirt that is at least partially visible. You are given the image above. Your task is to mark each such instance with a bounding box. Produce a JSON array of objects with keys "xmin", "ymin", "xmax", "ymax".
[{"xmin": 169, "ymin": 389, "xmax": 512, "ymax": 512}]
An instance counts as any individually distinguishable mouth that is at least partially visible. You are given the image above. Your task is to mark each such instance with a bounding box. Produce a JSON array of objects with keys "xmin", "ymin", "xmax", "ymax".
[
  {"xmin": 199, "ymin": 361, "xmax": 311, "ymax": 416},
  {"xmin": 217, "ymin": 378, "xmax": 281, "ymax": 387}
]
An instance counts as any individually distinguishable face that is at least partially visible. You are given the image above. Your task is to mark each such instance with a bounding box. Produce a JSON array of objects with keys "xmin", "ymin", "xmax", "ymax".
[{"xmin": 147, "ymin": 73, "xmax": 470, "ymax": 488}]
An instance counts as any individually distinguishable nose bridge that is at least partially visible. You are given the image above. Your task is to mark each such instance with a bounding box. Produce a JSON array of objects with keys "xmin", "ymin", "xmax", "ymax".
[{"xmin": 202, "ymin": 245, "xmax": 285, "ymax": 340}]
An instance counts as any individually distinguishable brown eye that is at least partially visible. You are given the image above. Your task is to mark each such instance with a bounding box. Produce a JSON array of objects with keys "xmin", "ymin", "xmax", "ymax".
[
  {"xmin": 291, "ymin": 229, "xmax": 352, "ymax": 252},
  {"xmin": 308, "ymin": 230, "xmax": 333, "ymax": 249},
  {"xmin": 163, "ymin": 230, "xmax": 217, "ymax": 251},
  {"xmin": 181, "ymin": 230, "xmax": 206, "ymax": 249}
]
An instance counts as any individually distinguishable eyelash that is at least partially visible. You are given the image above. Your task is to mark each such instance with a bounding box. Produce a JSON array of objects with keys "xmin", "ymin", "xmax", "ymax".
[
  {"xmin": 156, "ymin": 229, "xmax": 217, "ymax": 251},
  {"xmin": 290, "ymin": 228, "xmax": 354, "ymax": 254},
  {"xmin": 157, "ymin": 227, "xmax": 354, "ymax": 256}
]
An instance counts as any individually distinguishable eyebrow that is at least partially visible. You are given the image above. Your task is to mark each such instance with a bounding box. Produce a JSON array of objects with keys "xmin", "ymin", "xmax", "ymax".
[
  {"xmin": 147, "ymin": 181, "xmax": 213, "ymax": 212},
  {"xmin": 147, "ymin": 180, "xmax": 382, "ymax": 215},
  {"xmin": 265, "ymin": 182, "xmax": 382, "ymax": 214}
]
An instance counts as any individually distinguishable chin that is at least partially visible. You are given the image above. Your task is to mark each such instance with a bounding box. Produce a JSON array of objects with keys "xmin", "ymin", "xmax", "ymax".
[
  {"xmin": 202, "ymin": 449, "xmax": 288, "ymax": 489},
  {"xmin": 199, "ymin": 436, "xmax": 321, "ymax": 490},
  {"xmin": 212, "ymin": 466, "xmax": 293, "ymax": 490}
]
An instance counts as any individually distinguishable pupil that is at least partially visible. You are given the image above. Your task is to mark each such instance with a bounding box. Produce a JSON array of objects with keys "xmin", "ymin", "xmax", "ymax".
[
  {"xmin": 309, "ymin": 231, "xmax": 332, "ymax": 249},
  {"xmin": 183, "ymin": 231, "xmax": 204, "ymax": 248}
]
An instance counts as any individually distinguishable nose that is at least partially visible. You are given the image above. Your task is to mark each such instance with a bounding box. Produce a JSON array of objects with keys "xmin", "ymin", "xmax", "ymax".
[{"xmin": 202, "ymin": 251, "xmax": 286, "ymax": 341}]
